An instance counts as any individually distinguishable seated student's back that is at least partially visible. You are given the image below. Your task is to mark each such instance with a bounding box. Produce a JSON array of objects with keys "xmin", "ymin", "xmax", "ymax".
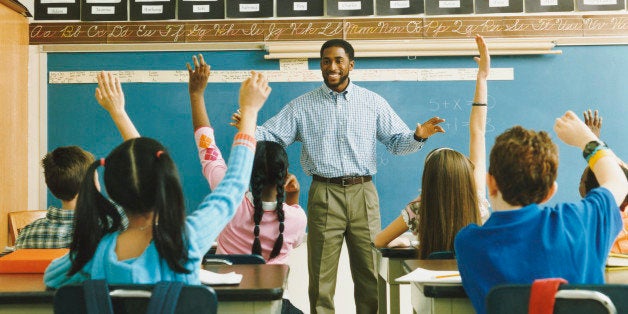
[
  {"xmin": 454, "ymin": 115, "xmax": 628, "ymax": 314},
  {"xmin": 16, "ymin": 146, "xmax": 94, "ymax": 249}
]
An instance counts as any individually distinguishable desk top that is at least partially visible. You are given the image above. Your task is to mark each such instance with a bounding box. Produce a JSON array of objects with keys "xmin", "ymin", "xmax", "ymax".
[
  {"xmin": 403, "ymin": 259, "xmax": 468, "ymax": 298},
  {"xmin": 0, "ymin": 264, "xmax": 288, "ymax": 302},
  {"xmin": 203, "ymin": 264, "xmax": 288, "ymax": 301}
]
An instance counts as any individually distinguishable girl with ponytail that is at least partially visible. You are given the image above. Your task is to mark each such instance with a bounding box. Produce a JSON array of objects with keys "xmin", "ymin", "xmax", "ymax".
[
  {"xmin": 188, "ymin": 54, "xmax": 307, "ymax": 265},
  {"xmin": 44, "ymin": 60, "xmax": 271, "ymax": 288}
]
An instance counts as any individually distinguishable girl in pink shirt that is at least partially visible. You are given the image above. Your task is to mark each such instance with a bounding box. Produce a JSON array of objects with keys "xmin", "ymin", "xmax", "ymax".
[{"xmin": 188, "ymin": 56, "xmax": 306, "ymax": 265}]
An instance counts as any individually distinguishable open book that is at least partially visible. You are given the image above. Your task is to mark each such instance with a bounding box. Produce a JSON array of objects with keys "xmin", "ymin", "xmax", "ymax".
[
  {"xmin": 199, "ymin": 268, "xmax": 242, "ymax": 285},
  {"xmin": 395, "ymin": 267, "xmax": 461, "ymax": 284}
]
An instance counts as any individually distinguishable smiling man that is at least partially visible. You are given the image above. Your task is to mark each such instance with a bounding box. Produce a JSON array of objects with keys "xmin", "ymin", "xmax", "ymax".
[{"xmin": 253, "ymin": 39, "xmax": 445, "ymax": 313}]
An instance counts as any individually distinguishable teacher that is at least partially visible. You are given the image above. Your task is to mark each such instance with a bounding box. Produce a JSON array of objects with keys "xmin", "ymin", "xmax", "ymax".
[{"xmin": 250, "ymin": 39, "xmax": 445, "ymax": 313}]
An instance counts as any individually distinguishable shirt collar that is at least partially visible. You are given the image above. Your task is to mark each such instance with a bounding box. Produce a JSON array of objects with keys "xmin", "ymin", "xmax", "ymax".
[{"xmin": 322, "ymin": 79, "xmax": 353, "ymax": 101}]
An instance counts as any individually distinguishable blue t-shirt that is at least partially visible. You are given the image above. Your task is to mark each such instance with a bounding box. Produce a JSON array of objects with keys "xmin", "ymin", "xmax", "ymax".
[{"xmin": 454, "ymin": 187, "xmax": 622, "ymax": 314}]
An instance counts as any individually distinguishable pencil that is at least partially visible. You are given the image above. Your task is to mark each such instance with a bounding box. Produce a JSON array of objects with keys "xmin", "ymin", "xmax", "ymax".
[{"xmin": 435, "ymin": 273, "xmax": 460, "ymax": 279}]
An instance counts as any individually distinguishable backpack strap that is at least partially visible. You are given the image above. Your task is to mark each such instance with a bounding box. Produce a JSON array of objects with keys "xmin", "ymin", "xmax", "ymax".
[
  {"xmin": 83, "ymin": 279, "xmax": 114, "ymax": 314},
  {"xmin": 146, "ymin": 281, "xmax": 184, "ymax": 314}
]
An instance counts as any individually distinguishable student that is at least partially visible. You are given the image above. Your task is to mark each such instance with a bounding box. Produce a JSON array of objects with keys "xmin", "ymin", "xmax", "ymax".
[
  {"xmin": 373, "ymin": 35, "xmax": 490, "ymax": 259},
  {"xmin": 15, "ymin": 146, "xmax": 94, "ymax": 249},
  {"xmin": 188, "ymin": 54, "xmax": 306, "ymax": 314},
  {"xmin": 187, "ymin": 54, "xmax": 307, "ymax": 265},
  {"xmin": 454, "ymin": 110, "xmax": 628, "ymax": 314},
  {"xmin": 579, "ymin": 109, "xmax": 628, "ymax": 253},
  {"xmin": 233, "ymin": 38, "xmax": 446, "ymax": 314},
  {"xmin": 43, "ymin": 65, "xmax": 271, "ymax": 288}
]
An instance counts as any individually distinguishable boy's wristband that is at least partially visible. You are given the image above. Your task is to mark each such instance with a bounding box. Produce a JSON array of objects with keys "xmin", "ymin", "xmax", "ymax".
[{"xmin": 588, "ymin": 148, "xmax": 612, "ymax": 169}]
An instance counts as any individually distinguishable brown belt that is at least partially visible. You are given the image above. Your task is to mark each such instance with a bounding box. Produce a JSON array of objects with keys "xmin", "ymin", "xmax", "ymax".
[{"xmin": 312, "ymin": 175, "xmax": 372, "ymax": 187}]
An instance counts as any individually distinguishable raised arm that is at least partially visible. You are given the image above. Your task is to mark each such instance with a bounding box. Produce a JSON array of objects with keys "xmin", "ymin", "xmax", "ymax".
[
  {"xmin": 469, "ymin": 34, "xmax": 490, "ymax": 199},
  {"xmin": 238, "ymin": 71, "xmax": 271, "ymax": 136},
  {"xmin": 554, "ymin": 111, "xmax": 628, "ymax": 206},
  {"xmin": 186, "ymin": 54, "xmax": 211, "ymax": 130},
  {"xmin": 95, "ymin": 71, "xmax": 140, "ymax": 140}
]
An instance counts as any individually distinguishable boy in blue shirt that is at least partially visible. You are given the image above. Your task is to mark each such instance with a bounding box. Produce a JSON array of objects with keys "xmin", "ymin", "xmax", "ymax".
[{"xmin": 455, "ymin": 111, "xmax": 628, "ymax": 314}]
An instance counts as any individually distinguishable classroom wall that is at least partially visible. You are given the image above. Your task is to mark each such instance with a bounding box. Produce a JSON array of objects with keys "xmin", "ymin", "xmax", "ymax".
[{"xmin": 1, "ymin": 2, "xmax": 30, "ymax": 247}]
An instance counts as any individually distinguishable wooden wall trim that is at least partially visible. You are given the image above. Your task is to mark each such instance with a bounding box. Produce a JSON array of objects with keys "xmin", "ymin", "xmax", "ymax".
[{"xmin": 30, "ymin": 14, "xmax": 628, "ymax": 46}]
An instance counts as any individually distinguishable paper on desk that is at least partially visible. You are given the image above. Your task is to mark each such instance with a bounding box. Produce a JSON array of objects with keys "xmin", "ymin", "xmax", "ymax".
[
  {"xmin": 395, "ymin": 267, "xmax": 461, "ymax": 284},
  {"xmin": 199, "ymin": 268, "xmax": 242, "ymax": 285}
]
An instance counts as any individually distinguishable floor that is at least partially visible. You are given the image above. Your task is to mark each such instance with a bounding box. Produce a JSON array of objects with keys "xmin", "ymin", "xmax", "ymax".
[{"xmin": 286, "ymin": 239, "xmax": 413, "ymax": 313}]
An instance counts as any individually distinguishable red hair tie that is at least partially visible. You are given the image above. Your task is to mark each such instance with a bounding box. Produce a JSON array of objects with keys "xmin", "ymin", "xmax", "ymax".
[
  {"xmin": 156, "ymin": 150, "xmax": 164, "ymax": 158},
  {"xmin": 100, "ymin": 158, "xmax": 105, "ymax": 166}
]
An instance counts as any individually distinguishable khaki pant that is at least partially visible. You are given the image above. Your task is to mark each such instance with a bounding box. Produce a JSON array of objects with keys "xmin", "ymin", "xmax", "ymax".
[{"xmin": 307, "ymin": 180, "xmax": 380, "ymax": 314}]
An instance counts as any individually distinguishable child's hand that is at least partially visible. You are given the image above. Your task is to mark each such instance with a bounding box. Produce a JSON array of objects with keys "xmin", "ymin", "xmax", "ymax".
[
  {"xmin": 474, "ymin": 34, "xmax": 490, "ymax": 80},
  {"xmin": 95, "ymin": 71, "xmax": 125, "ymax": 115},
  {"xmin": 284, "ymin": 174, "xmax": 300, "ymax": 193},
  {"xmin": 239, "ymin": 71, "xmax": 271, "ymax": 115},
  {"xmin": 583, "ymin": 109, "xmax": 602, "ymax": 138},
  {"xmin": 554, "ymin": 110, "xmax": 598, "ymax": 149},
  {"xmin": 186, "ymin": 54, "xmax": 211, "ymax": 97},
  {"xmin": 229, "ymin": 110, "xmax": 242, "ymax": 130}
]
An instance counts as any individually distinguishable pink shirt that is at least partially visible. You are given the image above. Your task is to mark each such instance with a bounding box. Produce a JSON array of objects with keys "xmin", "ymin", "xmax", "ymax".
[{"xmin": 195, "ymin": 127, "xmax": 307, "ymax": 264}]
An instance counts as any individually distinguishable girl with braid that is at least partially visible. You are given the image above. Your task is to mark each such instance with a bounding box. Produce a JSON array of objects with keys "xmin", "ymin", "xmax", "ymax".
[
  {"xmin": 188, "ymin": 54, "xmax": 307, "ymax": 265},
  {"xmin": 44, "ymin": 60, "xmax": 270, "ymax": 288}
]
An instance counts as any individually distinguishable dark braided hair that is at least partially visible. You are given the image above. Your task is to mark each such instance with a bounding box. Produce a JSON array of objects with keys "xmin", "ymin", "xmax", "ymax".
[{"xmin": 250, "ymin": 141, "xmax": 289, "ymax": 260}]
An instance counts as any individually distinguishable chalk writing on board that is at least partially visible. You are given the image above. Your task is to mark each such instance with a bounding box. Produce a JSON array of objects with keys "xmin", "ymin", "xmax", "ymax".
[
  {"xmin": 427, "ymin": 96, "xmax": 496, "ymax": 133},
  {"xmin": 48, "ymin": 69, "xmax": 514, "ymax": 84}
]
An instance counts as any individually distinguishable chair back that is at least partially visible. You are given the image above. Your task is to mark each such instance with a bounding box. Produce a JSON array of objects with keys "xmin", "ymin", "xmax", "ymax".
[
  {"xmin": 203, "ymin": 254, "xmax": 266, "ymax": 265},
  {"xmin": 486, "ymin": 284, "xmax": 628, "ymax": 314},
  {"xmin": 0, "ymin": 291, "xmax": 54, "ymax": 313},
  {"xmin": 8, "ymin": 210, "xmax": 47, "ymax": 245},
  {"xmin": 54, "ymin": 280, "xmax": 217, "ymax": 314}
]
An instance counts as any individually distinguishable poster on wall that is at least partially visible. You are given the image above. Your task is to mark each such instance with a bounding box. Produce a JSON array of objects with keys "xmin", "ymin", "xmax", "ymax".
[
  {"xmin": 277, "ymin": 0, "xmax": 324, "ymax": 17},
  {"xmin": 81, "ymin": 0, "xmax": 127, "ymax": 21},
  {"xmin": 226, "ymin": 0, "xmax": 273, "ymax": 18},
  {"xmin": 178, "ymin": 0, "xmax": 224, "ymax": 20},
  {"xmin": 525, "ymin": 0, "xmax": 574, "ymax": 12},
  {"xmin": 327, "ymin": 0, "xmax": 375, "ymax": 16},
  {"xmin": 425, "ymin": 0, "xmax": 474, "ymax": 15},
  {"xmin": 130, "ymin": 0, "xmax": 175, "ymax": 20},
  {"xmin": 35, "ymin": 0, "xmax": 80, "ymax": 20},
  {"xmin": 576, "ymin": 0, "xmax": 625, "ymax": 11},
  {"xmin": 376, "ymin": 0, "xmax": 424, "ymax": 15},
  {"xmin": 475, "ymin": 0, "xmax": 523, "ymax": 13}
]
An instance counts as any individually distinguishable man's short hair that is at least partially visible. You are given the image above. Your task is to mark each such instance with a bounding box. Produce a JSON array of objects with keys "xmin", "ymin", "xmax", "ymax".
[
  {"xmin": 42, "ymin": 146, "xmax": 95, "ymax": 201},
  {"xmin": 489, "ymin": 126, "xmax": 558, "ymax": 206},
  {"xmin": 320, "ymin": 39, "xmax": 355, "ymax": 61}
]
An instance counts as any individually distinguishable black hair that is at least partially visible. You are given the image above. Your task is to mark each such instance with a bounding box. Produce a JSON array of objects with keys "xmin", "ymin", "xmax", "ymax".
[
  {"xmin": 68, "ymin": 137, "xmax": 189, "ymax": 275},
  {"xmin": 42, "ymin": 146, "xmax": 94, "ymax": 201},
  {"xmin": 250, "ymin": 141, "xmax": 289, "ymax": 260},
  {"xmin": 320, "ymin": 39, "xmax": 355, "ymax": 61}
]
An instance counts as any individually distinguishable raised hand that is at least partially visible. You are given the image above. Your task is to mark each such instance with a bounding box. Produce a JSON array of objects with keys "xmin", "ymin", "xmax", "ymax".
[
  {"xmin": 95, "ymin": 71, "xmax": 125, "ymax": 115},
  {"xmin": 237, "ymin": 71, "xmax": 271, "ymax": 136},
  {"xmin": 239, "ymin": 71, "xmax": 271, "ymax": 115},
  {"xmin": 583, "ymin": 109, "xmax": 602, "ymax": 138},
  {"xmin": 474, "ymin": 34, "xmax": 490, "ymax": 80},
  {"xmin": 186, "ymin": 54, "xmax": 211, "ymax": 97},
  {"xmin": 284, "ymin": 173, "xmax": 300, "ymax": 193},
  {"xmin": 415, "ymin": 116, "xmax": 446, "ymax": 139},
  {"xmin": 554, "ymin": 110, "xmax": 598, "ymax": 149}
]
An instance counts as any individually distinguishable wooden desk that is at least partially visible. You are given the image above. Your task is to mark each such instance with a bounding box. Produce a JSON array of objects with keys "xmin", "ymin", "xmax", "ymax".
[
  {"xmin": 402, "ymin": 260, "xmax": 473, "ymax": 314},
  {"xmin": 0, "ymin": 264, "xmax": 288, "ymax": 314},
  {"xmin": 204, "ymin": 264, "xmax": 288, "ymax": 313},
  {"xmin": 373, "ymin": 245, "xmax": 417, "ymax": 314}
]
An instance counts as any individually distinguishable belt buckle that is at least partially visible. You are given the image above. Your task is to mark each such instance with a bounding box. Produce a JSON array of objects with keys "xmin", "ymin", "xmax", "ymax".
[{"xmin": 341, "ymin": 177, "xmax": 351, "ymax": 187}]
